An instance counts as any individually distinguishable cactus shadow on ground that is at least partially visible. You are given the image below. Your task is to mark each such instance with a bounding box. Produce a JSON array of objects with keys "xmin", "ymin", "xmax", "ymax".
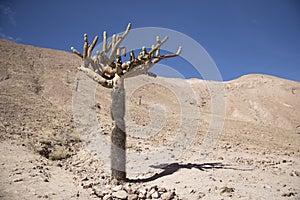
[{"xmin": 127, "ymin": 162, "xmax": 253, "ymax": 183}]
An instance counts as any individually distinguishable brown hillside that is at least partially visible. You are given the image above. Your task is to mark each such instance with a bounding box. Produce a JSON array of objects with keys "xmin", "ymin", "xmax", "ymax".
[{"xmin": 0, "ymin": 39, "xmax": 299, "ymax": 199}]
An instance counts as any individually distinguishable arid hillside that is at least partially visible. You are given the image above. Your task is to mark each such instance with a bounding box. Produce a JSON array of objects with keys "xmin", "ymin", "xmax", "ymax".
[{"xmin": 0, "ymin": 39, "xmax": 299, "ymax": 200}]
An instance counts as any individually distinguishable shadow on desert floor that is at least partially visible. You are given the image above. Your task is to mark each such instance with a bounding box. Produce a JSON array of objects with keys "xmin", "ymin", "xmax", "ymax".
[{"xmin": 127, "ymin": 162, "xmax": 253, "ymax": 183}]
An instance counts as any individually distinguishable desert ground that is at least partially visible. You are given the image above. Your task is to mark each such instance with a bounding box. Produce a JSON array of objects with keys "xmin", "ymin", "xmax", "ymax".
[{"xmin": 0, "ymin": 39, "xmax": 299, "ymax": 199}]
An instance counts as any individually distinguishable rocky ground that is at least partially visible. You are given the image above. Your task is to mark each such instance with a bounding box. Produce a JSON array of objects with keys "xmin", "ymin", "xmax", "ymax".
[{"xmin": 0, "ymin": 39, "xmax": 299, "ymax": 199}]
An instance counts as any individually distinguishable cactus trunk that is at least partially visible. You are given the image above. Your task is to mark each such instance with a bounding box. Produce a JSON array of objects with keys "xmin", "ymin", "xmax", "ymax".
[{"xmin": 111, "ymin": 78, "xmax": 126, "ymax": 181}]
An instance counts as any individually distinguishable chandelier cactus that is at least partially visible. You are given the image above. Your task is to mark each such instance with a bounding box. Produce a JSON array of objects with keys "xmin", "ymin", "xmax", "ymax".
[{"xmin": 71, "ymin": 23, "xmax": 182, "ymax": 181}]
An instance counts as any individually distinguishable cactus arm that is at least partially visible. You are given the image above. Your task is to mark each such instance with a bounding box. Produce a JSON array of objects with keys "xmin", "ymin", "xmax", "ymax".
[
  {"xmin": 88, "ymin": 36, "xmax": 99, "ymax": 57},
  {"xmin": 83, "ymin": 34, "xmax": 89, "ymax": 59},
  {"xmin": 109, "ymin": 23, "xmax": 131, "ymax": 61},
  {"xmin": 152, "ymin": 46, "xmax": 182, "ymax": 64},
  {"xmin": 70, "ymin": 47, "xmax": 83, "ymax": 58},
  {"xmin": 148, "ymin": 36, "xmax": 168, "ymax": 56},
  {"xmin": 78, "ymin": 66, "xmax": 113, "ymax": 88}
]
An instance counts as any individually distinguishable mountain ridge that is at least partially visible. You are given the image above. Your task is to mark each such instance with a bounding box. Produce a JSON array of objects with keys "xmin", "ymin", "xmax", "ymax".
[{"xmin": 1, "ymin": 38, "xmax": 299, "ymax": 133}]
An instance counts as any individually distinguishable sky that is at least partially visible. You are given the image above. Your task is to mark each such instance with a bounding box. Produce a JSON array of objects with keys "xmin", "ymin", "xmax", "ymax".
[{"xmin": 0, "ymin": 0, "xmax": 299, "ymax": 82}]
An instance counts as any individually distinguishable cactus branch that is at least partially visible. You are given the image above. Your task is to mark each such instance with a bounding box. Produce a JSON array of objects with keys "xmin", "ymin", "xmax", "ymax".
[
  {"xmin": 153, "ymin": 46, "xmax": 182, "ymax": 64},
  {"xmin": 71, "ymin": 47, "xmax": 83, "ymax": 58},
  {"xmin": 148, "ymin": 36, "xmax": 168, "ymax": 56},
  {"xmin": 109, "ymin": 23, "xmax": 131, "ymax": 61},
  {"xmin": 88, "ymin": 36, "xmax": 99, "ymax": 57},
  {"xmin": 83, "ymin": 34, "xmax": 89, "ymax": 59},
  {"xmin": 78, "ymin": 66, "xmax": 113, "ymax": 88},
  {"xmin": 102, "ymin": 31, "xmax": 108, "ymax": 52}
]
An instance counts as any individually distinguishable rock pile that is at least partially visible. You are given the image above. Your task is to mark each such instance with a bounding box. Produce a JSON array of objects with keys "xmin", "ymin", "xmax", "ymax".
[{"xmin": 91, "ymin": 183, "xmax": 178, "ymax": 200}]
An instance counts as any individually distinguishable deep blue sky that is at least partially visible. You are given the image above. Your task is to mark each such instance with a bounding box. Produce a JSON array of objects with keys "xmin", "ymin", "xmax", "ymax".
[{"xmin": 0, "ymin": 0, "xmax": 299, "ymax": 81}]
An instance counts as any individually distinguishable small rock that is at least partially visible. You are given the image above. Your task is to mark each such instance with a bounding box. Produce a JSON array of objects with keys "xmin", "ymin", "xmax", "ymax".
[
  {"xmin": 13, "ymin": 178, "xmax": 23, "ymax": 182},
  {"xmin": 123, "ymin": 184, "xmax": 133, "ymax": 194},
  {"xmin": 138, "ymin": 192, "xmax": 145, "ymax": 199},
  {"xmin": 263, "ymin": 185, "xmax": 271, "ymax": 189},
  {"xmin": 150, "ymin": 185, "xmax": 158, "ymax": 190},
  {"xmin": 112, "ymin": 185, "xmax": 123, "ymax": 192},
  {"xmin": 198, "ymin": 192, "xmax": 205, "ymax": 198},
  {"xmin": 148, "ymin": 188, "xmax": 156, "ymax": 195},
  {"xmin": 146, "ymin": 192, "xmax": 152, "ymax": 199},
  {"xmin": 220, "ymin": 186, "xmax": 235, "ymax": 193},
  {"xmin": 282, "ymin": 192, "xmax": 295, "ymax": 197},
  {"xmin": 158, "ymin": 187, "xmax": 167, "ymax": 193},
  {"xmin": 90, "ymin": 189, "xmax": 96, "ymax": 196},
  {"xmin": 161, "ymin": 191, "xmax": 175, "ymax": 200},
  {"xmin": 151, "ymin": 191, "xmax": 160, "ymax": 199},
  {"xmin": 56, "ymin": 163, "xmax": 62, "ymax": 167},
  {"xmin": 101, "ymin": 190, "xmax": 110, "ymax": 195},
  {"xmin": 82, "ymin": 182, "xmax": 93, "ymax": 189},
  {"xmin": 139, "ymin": 188, "xmax": 147, "ymax": 195},
  {"xmin": 103, "ymin": 194, "xmax": 111, "ymax": 200},
  {"xmin": 95, "ymin": 103, "xmax": 101, "ymax": 109},
  {"xmin": 112, "ymin": 190, "xmax": 128, "ymax": 199},
  {"xmin": 128, "ymin": 193, "xmax": 138, "ymax": 200}
]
